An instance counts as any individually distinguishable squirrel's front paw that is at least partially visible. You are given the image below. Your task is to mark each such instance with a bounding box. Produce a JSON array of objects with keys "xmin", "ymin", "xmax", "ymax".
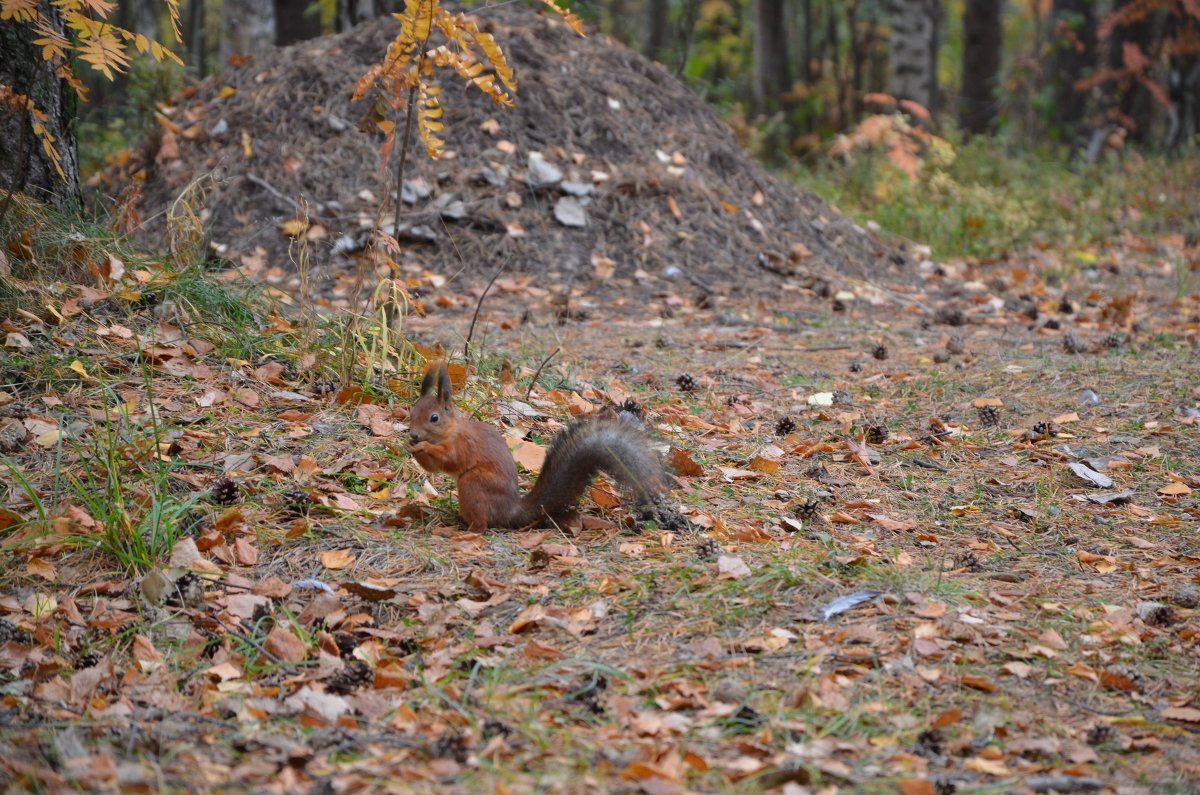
[{"xmin": 407, "ymin": 439, "xmax": 432, "ymax": 455}]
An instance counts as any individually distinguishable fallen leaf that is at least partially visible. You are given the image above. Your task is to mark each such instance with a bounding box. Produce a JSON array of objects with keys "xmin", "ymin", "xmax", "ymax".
[
  {"xmin": 717, "ymin": 555, "xmax": 751, "ymax": 579},
  {"xmin": 264, "ymin": 626, "xmax": 307, "ymax": 663},
  {"xmin": 321, "ymin": 549, "xmax": 357, "ymax": 570}
]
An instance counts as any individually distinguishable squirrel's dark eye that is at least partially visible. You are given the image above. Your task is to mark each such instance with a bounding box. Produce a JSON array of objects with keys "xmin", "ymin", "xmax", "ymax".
[{"xmin": 429, "ymin": 413, "xmax": 439, "ymax": 423}]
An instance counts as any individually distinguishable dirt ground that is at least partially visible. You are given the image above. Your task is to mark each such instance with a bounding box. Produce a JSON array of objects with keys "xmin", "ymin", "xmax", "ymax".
[
  {"xmin": 2, "ymin": 5, "xmax": 1198, "ymax": 793},
  {"xmin": 98, "ymin": 6, "xmax": 905, "ymax": 307},
  {"xmin": 1, "ymin": 209, "xmax": 1198, "ymax": 791}
]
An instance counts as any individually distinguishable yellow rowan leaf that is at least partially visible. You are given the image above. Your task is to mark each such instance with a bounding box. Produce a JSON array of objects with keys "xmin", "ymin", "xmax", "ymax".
[
  {"xmin": 417, "ymin": 82, "xmax": 445, "ymax": 159},
  {"xmin": 151, "ymin": 39, "xmax": 182, "ymax": 66},
  {"xmin": 78, "ymin": 34, "xmax": 131, "ymax": 80},
  {"xmin": 32, "ymin": 21, "xmax": 69, "ymax": 60},
  {"xmin": 162, "ymin": 0, "xmax": 181, "ymax": 41},
  {"xmin": 467, "ymin": 25, "xmax": 517, "ymax": 92},
  {"xmin": 80, "ymin": 0, "xmax": 117, "ymax": 14},
  {"xmin": 401, "ymin": 0, "xmax": 434, "ymax": 41},
  {"xmin": 217, "ymin": 86, "xmax": 236, "ymax": 98},
  {"xmin": 1, "ymin": 0, "xmax": 39, "ymax": 23},
  {"xmin": 533, "ymin": 0, "xmax": 587, "ymax": 37}
]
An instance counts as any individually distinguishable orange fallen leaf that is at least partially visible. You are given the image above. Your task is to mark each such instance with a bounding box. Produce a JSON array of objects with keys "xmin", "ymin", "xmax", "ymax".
[
  {"xmin": 666, "ymin": 447, "xmax": 703, "ymax": 476},
  {"xmin": 321, "ymin": 548, "xmax": 357, "ymax": 570},
  {"xmin": 961, "ymin": 674, "xmax": 998, "ymax": 692},
  {"xmin": 897, "ymin": 780, "xmax": 937, "ymax": 795},
  {"xmin": 26, "ymin": 557, "xmax": 56, "ymax": 581},
  {"xmin": 523, "ymin": 639, "xmax": 565, "ymax": 660},
  {"xmin": 510, "ymin": 439, "xmax": 546, "ymax": 473},
  {"xmin": 264, "ymin": 626, "xmax": 307, "ymax": 663}
]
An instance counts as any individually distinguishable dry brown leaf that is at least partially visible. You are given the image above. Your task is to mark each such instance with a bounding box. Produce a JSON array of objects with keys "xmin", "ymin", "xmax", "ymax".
[
  {"xmin": 510, "ymin": 439, "xmax": 546, "ymax": 472},
  {"xmin": 321, "ymin": 549, "xmax": 357, "ymax": 570},
  {"xmin": 666, "ymin": 447, "xmax": 703, "ymax": 476},
  {"xmin": 264, "ymin": 626, "xmax": 307, "ymax": 663}
]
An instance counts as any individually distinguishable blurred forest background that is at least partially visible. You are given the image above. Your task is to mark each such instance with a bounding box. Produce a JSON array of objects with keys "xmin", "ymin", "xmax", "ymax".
[{"xmin": 8, "ymin": 0, "xmax": 1200, "ymax": 257}]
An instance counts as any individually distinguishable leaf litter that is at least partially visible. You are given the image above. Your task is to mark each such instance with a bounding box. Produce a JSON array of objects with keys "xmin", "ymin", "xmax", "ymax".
[
  {"xmin": 9, "ymin": 9, "xmax": 1200, "ymax": 785},
  {"xmin": 2, "ymin": 214, "xmax": 1199, "ymax": 793}
]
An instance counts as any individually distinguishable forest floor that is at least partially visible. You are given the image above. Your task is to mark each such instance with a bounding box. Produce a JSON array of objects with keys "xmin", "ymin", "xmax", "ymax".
[{"xmin": 0, "ymin": 191, "xmax": 1199, "ymax": 794}]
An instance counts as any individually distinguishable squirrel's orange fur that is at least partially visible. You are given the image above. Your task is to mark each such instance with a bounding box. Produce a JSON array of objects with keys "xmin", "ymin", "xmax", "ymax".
[{"xmin": 407, "ymin": 363, "xmax": 668, "ymax": 532}]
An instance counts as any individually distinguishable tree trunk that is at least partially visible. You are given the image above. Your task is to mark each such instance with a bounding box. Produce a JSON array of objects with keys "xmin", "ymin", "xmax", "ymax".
[
  {"xmin": 0, "ymin": 3, "xmax": 80, "ymax": 208},
  {"xmin": 752, "ymin": 0, "xmax": 792, "ymax": 111},
  {"xmin": 186, "ymin": 0, "xmax": 207, "ymax": 78},
  {"xmin": 888, "ymin": 0, "xmax": 938, "ymax": 114},
  {"xmin": 220, "ymin": 0, "xmax": 276, "ymax": 64},
  {"xmin": 961, "ymin": 0, "xmax": 1003, "ymax": 135},
  {"xmin": 644, "ymin": 0, "xmax": 669, "ymax": 62},
  {"xmin": 336, "ymin": 0, "xmax": 380, "ymax": 32},
  {"xmin": 1166, "ymin": 12, "xmax": 1200, "ymax": 148},
  {"xmin": 274, "ymin": 0, "xmax": 322, "ymax": 46},
  {"xmin": 1048, "ymin": 0, "xmax": 1095, "ymax": 143},
  {"xmin": 848, "ymin": 1, "xmax": 864, "ymax": 120},
  {"xmin": 801, "ymin": 0, "xmax": 813, "ymax": 82},
  {"xmin": 1106, "ymin": 0, "xmax": 1158, "ymax": 141}
]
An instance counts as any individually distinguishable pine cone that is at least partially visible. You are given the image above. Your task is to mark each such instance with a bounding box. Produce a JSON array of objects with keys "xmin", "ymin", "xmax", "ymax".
[
  {"xmin": 0, "ymin": 418, "xmax": 26, "ymax": 453},
  {"xmin": 675, "ymin": 373, "xmax": 697, "ymax": 393},
  {"xmin": 832, "ymin": 388, "xmax": 853, "ymax": 406},
  {"xmin": 976, "ymin": 405, "xmax": 1001, "ymax": 428},
  {"xmin": 1062, "ymin": 332, "xmax": 1086, "ymax": 354},
  {"xmin": 804, "ymin": 462, "xmax": 830, "ymax": 482},
  {"xmin": 0, "ymin": 401, "xmax": 31, "ymax": 419},
  {"xmin": 1103, "ymin": 333, "xmax": 1124, "ymax": 349},
  {"xmin": 326, "ymin": 661, "xmax": 372, "ymax": 695},
  {"xmin": 934, "ymin": 306, "xmax": 965, "ymax": 326},
  {"xmin": 946, "ymin": 335, "xmax": 965, "ymax": 355},
  {"xmin": 774, "ymin": 416, "xmax": 796, "ymax": 436},
  {"xmin": 427, "ymin": 734, "xmax": 470, "ymax": 763},
  {"xmin": 696, "ymin": 536, "xmax": 723, "ymax": 559},
  {"xmin": 210, "ymin": 477, "xmax": 241, "ymax": 505},
  {"xmin": 794, "ymin": 497, "xmax": 821, "ymax": 523},
  {"xmin": 871, "ymin": 343, "xmax": 889, "ymax": 361},
  {"xmin": 1086, "ymin": 724, "xmax": 1115, "ymax": 747},
  {"xmin": 0, "ymin": 618, "xmax": 30, "ymax": 644},
  {"xmin": 1058, "ymin": 295, "xmax": 1074, "ymax": 314},
  {"xmin": 282, "ymin": 489, "xmax": 311, "ymax": 515},
  {"xmin": 865, "ymin": 421, "xmax": 889, "ymax": 445},
  {"xmin": 619, "ymin": 398, "xmax": 645, "ymax": 418},
  {"xmin": 1032, "ymin": 420, "xmax": 1058, "ymax": 438},
  {"xmin": 935, "ymin": 779, "xmax": 958, "ymax": 795},
  {"xmin": 848, "ymin": 361, "xmax": 864, "ymax": 374}
]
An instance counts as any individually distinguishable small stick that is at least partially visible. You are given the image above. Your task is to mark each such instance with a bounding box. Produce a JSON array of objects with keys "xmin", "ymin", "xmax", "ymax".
[
  {"xmin": 462, "ymin": 264, "xmax": 505, "ymax": 364},
  {"xmin": 244, "ymin": 174, "xmax": 335, "ymax": 223},
  {"xmin": 525, "ymin": 347, "xmax": 561, "ymax": 401}
]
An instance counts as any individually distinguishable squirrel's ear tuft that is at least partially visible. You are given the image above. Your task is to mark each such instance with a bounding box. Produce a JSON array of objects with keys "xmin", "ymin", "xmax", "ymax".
[
  {"xmin": 419, "ymin": 363, "xmax": 440, "ymax": 397},
  {"xmin": 436, "ymin": 364, "xmax": 453, "ymax": 405}
]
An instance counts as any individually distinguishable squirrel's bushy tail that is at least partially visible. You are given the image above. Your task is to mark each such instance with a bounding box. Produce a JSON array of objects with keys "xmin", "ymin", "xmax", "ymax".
[{"xmin": 521, "ymin": 417, "xmax": 668, "ymax": 522}]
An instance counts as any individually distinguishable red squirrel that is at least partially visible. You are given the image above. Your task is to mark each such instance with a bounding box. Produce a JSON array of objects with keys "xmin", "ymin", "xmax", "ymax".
[{"xmin": 406, "ymin": 362, "xmax": 669, "ymax": 532}]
